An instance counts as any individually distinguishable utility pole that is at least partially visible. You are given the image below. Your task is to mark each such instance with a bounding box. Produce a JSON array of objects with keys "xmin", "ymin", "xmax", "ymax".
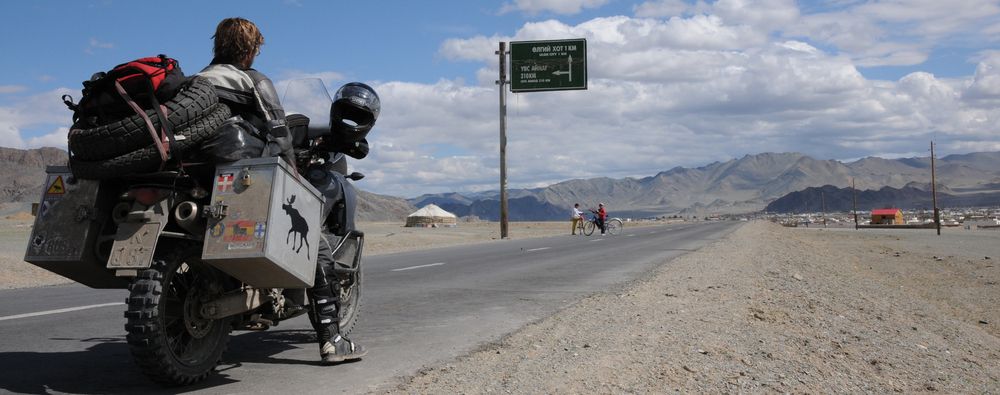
[
  {"xmin": 821, "ymin": 190, "xmax": 827, "ymax": 228},
  {"xmin": 852, "ymin": 178, "xmax": 858, "ymax": 230},
  {"xmin": 496, "ymin": 42, "xmax": 509, "ymax": 239},
  {"xmin": 931, "ymin": 141, "xmax": 940, "ymax": 236}
]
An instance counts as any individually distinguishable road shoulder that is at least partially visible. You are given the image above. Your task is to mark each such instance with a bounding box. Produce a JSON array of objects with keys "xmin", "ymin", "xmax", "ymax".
[{"xmin": 382, "ymin": 222, "xmax": 1000, "ymax": 393}]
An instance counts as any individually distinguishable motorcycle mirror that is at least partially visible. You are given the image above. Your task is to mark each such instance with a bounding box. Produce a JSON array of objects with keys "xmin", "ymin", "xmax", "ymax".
[{"xmin": 348, "ymin": 172, "xmax": 365, "ymax": 181}]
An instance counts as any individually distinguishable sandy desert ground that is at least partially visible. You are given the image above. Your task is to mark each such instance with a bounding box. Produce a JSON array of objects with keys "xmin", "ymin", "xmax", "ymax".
[
  {"xmin": 379, "ymin": 222, "xmax": 999, "ymax": 393},
  {"xmin": 2, "ymin": 218, "xmax": 998, "ymax": 392},
  {"xmin": 0, "ymin": 219, "xmax": 627, "ymax": 289}
]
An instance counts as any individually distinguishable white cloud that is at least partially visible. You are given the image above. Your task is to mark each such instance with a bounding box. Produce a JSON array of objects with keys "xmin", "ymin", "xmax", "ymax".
[
  {"xmin": 347, "ymin": 7, "xmax": 1000, "ymax": 197},
  {"xmin": 0, "ymin": 120, "xmax": 25, "ymax": 149},
  {"xmin": 26, "ymin": 127, "xmax": 69, "ymax": 149},
  {"xmin": 276, "ymin": 70, "xmax": 346, "ymax": 84},
  {"xmin": 946, "ymin": 140, "xmax": 1000, "ymax": 152},
  {"xmin": 6, "ymin": 3, "xmax": 1000, "ymax": 200},
  {"xmin": 0, "ymin": 85, "xmax": 27, "ymax": 94},
  {"xmin": 85, "ymin": 37, "xmax": 114, "ymax": 55},
  {"xmin": 710, "ymin": 0, "xmax": 800, "ymax": 29},
  {"xmin": 440, "ymin": 35, "xmax": 503, "ymax": 62},
  {"xmin": 0, "ymin": 88, "xmax": 74, "ymax": 149},
  {"xmin": 500, "ymin": 0, "xmax": 609, "ymax": 15},
  {"xmin": 964, "ymin": 52, "xmax": 1000, "ymax": 104},
  {"xmin": 633, "ymin": 0, "xmax": 689, "ymax": 18},
  {"xmin": 789, "ymin": 0, "xmax": 1000, "ymax": 67}
]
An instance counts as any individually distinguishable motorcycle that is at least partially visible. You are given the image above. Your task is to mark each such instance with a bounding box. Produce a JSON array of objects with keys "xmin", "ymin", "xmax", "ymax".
[{"xmin": 24, "ymin": 78, "xmax": 374, "ymax": 386}]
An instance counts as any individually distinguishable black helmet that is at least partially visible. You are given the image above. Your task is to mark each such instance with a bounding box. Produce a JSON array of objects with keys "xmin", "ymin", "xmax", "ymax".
[{"xmin": 330, "ymin": 82, "xmax": 380, "ymax": 142}]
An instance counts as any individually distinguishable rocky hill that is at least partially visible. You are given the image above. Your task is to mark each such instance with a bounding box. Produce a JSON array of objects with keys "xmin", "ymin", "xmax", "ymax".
[
  {"xmin": 355, "ymin": 188, "xmax": 415, "ymax": 222},
  {"xmin": 411, "ymin": 151, "xmax": 1000, "ymax": 220},
  {"xmin": 0, "ymin": 147, "xmax": 68, "ymax": 203},
  {"xmin": 0, "ymin": 147, "xmax": 413, "ymax": 221},
  {"xmin": 8, "ymin": 147, "xmax": 999, "ymax": 221},
  {"xmin": 765, "ymin": 184, "xmax": 1000, "ymax": 213}
]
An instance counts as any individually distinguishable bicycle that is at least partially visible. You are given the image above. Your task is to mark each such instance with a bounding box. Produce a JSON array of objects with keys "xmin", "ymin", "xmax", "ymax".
[
  {"xmin": 573, "ymin": 215, "xmax": 586, "ymax": 235},
  {"xmin": 583, "ymin": 215, "xmax": 623, "ymax": 236}
]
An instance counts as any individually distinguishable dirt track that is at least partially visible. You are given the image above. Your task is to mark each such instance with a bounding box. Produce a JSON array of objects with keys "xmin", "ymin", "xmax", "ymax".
[{"xmin": 381, "ymin": 222, "xmax": 1000, "ymax": 393}]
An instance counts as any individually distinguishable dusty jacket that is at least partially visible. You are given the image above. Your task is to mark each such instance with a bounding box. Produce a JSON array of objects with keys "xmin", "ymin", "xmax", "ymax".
[{"xmin": 197, "ymin": 63, "xmax": 294, "ymax": 164}]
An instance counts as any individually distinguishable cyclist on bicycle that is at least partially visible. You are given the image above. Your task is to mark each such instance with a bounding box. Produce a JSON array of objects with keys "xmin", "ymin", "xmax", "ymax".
[{"xmin": 591, "ymin": 203, "xmax": 607, "ymax": 235}]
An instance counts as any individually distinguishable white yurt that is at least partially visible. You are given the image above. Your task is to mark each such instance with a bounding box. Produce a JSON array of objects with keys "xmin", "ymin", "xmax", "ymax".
[{"xmin": 405, "ymin": 204, "xmax": 458, "ymax": 227}]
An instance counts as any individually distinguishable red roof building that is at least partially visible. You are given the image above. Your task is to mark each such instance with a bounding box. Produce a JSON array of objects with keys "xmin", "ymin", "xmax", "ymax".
[{"xmin": 871, "ymin": 208, "xmax": 903, "ymax": 224}]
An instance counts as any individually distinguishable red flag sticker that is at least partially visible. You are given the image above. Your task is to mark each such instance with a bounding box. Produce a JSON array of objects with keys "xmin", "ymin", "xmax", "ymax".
[{"xmin": 216, "ymin": 173, "xmax": 234, "ymax": 192}]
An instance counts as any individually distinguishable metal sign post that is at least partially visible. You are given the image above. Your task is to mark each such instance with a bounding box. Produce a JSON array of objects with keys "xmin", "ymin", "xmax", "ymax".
[{"xmin": 497, "ymin": 38, "xmax": 587, "ymax": 238}]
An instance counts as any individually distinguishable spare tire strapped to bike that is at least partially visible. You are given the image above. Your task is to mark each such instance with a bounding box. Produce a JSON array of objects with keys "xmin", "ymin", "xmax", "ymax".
[
  {"xmin": 68, "ymin": 77, "xmax": 218, "ymax": 161},
  {"xmin": 69, "ymin": 103, "xmax": 232, "ymax": 179},
  {"xmin": 65, "ymin": 55, "xmax": 188, "ymax": 169}
]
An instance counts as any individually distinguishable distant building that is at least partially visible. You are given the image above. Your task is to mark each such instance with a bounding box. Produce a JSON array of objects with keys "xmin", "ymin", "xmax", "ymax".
[
  {"xmin": 964, "ymin": 217, "xmax": 1000, "ymax": 229},
  {"xmin": 871, "ymin": 208, "xmax": 903, "ymax": 224},
  {"xmin": 405, "ymin": 204, "xmax": 458, "ymax": 227}
]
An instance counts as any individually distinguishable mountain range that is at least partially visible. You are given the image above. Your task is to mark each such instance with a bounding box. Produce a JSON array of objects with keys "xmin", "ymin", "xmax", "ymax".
[
  {"xmin": 0, "ymin": 147, "xmax": 413, "ymax": 221},
  {"xmin": 764, "ymin": 184, "xmax": 1000, "ymax": 213},
  {"xmin": 411, "ymin": 151, "xmax": 1000, "ymax": 220},
  {"xmin": 4, "ymin": 148, "xmax": 1000, "ymax": 221}
]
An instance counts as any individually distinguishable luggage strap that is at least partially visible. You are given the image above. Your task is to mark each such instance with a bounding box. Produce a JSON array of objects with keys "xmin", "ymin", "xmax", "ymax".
[{"xmin": 113, "ymin": 80, "xmax": 180, "ymax": 170}]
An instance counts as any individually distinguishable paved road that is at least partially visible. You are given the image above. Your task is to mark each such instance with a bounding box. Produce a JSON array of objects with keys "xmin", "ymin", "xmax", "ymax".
[{"xmin": 0, "ymin": 221, "xmax": 740, "ymax": 394}]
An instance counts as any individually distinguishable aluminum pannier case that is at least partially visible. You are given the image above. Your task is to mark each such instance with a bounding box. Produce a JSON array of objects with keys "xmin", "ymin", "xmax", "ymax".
[
  {"xmin": 202, "ymin": 157, "xmax": 323, "ymax": 288},
  {"xmin": 23, "ymin": 167, "xmax": 128, "ymax": 288}
]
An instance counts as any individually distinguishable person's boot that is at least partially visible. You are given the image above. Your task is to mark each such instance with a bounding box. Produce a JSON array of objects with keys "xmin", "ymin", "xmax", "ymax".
[
  {"xmin": 318, "ymin": 327, "xmax": 367, "ymax": 364},
  {"xmin": 309, "ymin": 271, "xmax": 366, "ymax": 364}
]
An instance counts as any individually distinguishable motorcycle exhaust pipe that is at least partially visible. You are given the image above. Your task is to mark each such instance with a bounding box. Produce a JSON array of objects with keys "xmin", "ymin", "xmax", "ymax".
[
  {"xmin": 174, "ymin": 201, "xmax": 205, "ymax": 235},
  {"xmin": 112, "ymin": 202, "xmax": 131, "ymax": 224}
]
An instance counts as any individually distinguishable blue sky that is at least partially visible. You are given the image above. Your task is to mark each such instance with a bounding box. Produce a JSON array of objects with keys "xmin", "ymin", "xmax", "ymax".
[{"xmin": 2, "ymin": 0, "xmax": 1000, "ymax": 197}]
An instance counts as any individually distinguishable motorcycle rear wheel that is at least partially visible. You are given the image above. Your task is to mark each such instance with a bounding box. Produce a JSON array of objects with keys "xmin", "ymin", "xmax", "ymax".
[{"xmin": 125, "ymin": 244, "xmax": 233, "ymax": 386}]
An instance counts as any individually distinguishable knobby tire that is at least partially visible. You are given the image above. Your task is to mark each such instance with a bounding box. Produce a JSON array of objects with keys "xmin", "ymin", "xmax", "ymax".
[
  {"xmin": 124, "ymin": 243, "xmax": 233, "ymax": 386},
  {"xmin": 70, "ymin": 103, "xmax": 231, "ymax": 179},
  {"xmin": 68, "ymin": 77, "xmax": 219, "ymax": 161}
]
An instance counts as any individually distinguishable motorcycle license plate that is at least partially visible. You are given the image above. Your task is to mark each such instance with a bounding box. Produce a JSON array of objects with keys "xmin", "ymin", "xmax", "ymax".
[{"xmin": 107, "ymin": 221, "xmax": 163, "ymax": 270}]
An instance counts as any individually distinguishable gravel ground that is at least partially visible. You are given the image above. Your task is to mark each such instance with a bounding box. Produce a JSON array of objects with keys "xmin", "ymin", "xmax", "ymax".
[
  {"xmin": 0, "ymin": 219, "xmax": 66, "ymax": 289},
  {"xmin": 379, "ymin": 222, "xmax": 1000, "ymax": 393},
  {"xmin": 4, "ymin": 219, "xmax": 998, "ymax": 392},
  {"xmin": 0, "ymin": 219, "xmax": 637, "ymax": 289}
]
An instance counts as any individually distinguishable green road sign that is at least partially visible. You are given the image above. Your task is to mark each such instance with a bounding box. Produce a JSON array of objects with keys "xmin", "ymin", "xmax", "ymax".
[{"xmin": 510, "ymin": 39, "xmax": 587, "ymax": 92}]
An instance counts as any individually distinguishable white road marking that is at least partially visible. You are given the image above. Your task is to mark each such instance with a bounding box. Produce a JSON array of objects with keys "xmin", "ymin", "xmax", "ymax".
[
  {"xmin": 526, "ymin": 247, "xmax": 550, "ymax": 252},
  {"xmin": 0, "ymin": 302, "xmax": 124, "ymax": 322},
  {"xmin": 392, "ymin": 262, "xmax": 446, "ymax": 272},
  {"xmin": 589, "ymin": 239, "xmax": 604, "ymax": 242},
  {"xmin": 626, "ymin": 234, "xmax": 635, "ymax": 237}
]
